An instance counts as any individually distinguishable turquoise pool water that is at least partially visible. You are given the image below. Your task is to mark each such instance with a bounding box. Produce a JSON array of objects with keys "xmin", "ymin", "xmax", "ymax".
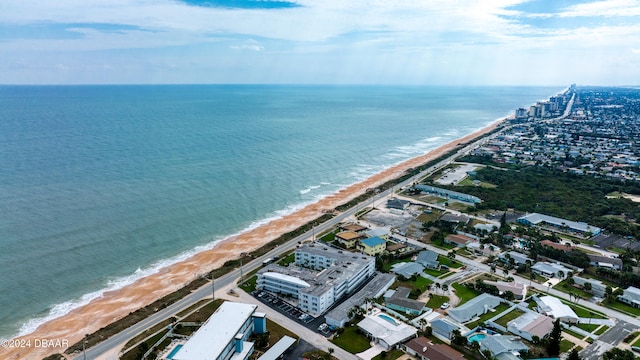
[
  {"xmin": 467, "ymin": 333, "xmax": 487, "ymax": 343},
  {"xmin": 167, "ymin": 344, "xmax": 183, "ymax": 359},
  {"xmin": 378, "ymin": 314, "xmax": 398, "ymax": 325}
]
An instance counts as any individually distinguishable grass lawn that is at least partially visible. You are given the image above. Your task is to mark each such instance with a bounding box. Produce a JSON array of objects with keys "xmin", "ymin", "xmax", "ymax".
[
  {"xmin": 560, "ymin": 339, "xmax": 575, "ymax": 353},
  {"xmin": 438, "ymin": 255, "xmax": 463, "ymax": 268},
  {"xmin": 265, "ymin": 319, "xmax": 299, "ymax": 347},
  {"xmin": 554, "ymin": 280, "xmax": 593, "ymax": 300},
  {"xmin": 239, "ymin": 274, "xmax": 258, "ymax": 293},
  {"xmin": 183, "ymin": 299, "xmax": 224, "ymax": 322},
  {"xmin": 372, "ymin": 349, "xmax": 405, "ymax": 360},
  {"xmin": 319, "ymin": 230, "xmax": 338, "ymax": 243},
  {"xmin": 467, "ymin": 303, "xmax": 512, "ymax": 329},
  {"xmin": 563, "ymin": 328, "xmax": 584, "ymax": 340},
  {"xmin": 424, "ymin": 267, "xmax": 447, "ymax": 277},
  {"xmin": 452, "ymin": 283, "xmax": 480, "ymax": 305},
  {"xmin": 457, "ymin": 178, "xmax": 496, "ymax": 188},
  {"xmin": 576, "ymin": 323, "xmax": 600, "ymax": 333},
  {"xmin": 632, "ymin": 337, "xmax": 640, "ymax": 348},
  {"xmin": 604, "ymin": 300, "xmax": 640, "ymax": 316},
  {"xmin": 426, "ymin": 294, "xmax": 449, "ymax": 309},
  {"xmin": 559, "ymin": 299, "xmax": 607, "ymax": 319},
  {"xmin": 494, "ymin": 309, "xmax": 525, "ymax": 327},
  {"xmin": 331, "ymin": 326, "xmax": 371, "ymax": 354},
  {"xmin": 624, "ymin": 331, "xmax": 640, "ymax": 343},
  {"xmin": 395, "ymin": 275, "xmax": 433, "ymax": 298},
  {"xmin": 594, "ymin": 325, "xmax": 609, "ymax": 335},
  {"xmin": 302, "ymin": 350, "xmax": 338, "ymax": 360},
  {"xmin": 277, "ymin": 252, "xmax": 296, "ymax": 266},
  {"xmin": 430, "ymin": 242, "xmax": 457, "ymax": 250},
  {"xmin": 382, "ymin": 257, "xmax": 413, "ymax": 273}
]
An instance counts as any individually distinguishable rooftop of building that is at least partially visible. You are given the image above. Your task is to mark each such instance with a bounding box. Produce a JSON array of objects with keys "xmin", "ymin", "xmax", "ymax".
[
  {"xmin": 173, "ymin": 302, "xmax": 257, "ymax": 360},
  {"xmin": 324, "ymin": 272, "xmax": 396, "ymax": 325},
  {"xmin": 361, "ymin": 236, "xmax": 386, "ymax": 248}
]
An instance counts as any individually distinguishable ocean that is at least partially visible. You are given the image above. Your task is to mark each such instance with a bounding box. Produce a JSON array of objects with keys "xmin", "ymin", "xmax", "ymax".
[{"xmin": 0, "ymin": 85, "xmax": 561, "ymax": 339}]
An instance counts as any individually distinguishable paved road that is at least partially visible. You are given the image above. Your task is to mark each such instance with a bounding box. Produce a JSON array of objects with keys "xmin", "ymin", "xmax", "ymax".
[
  {"xmin": 75, "ymin": 108, "xmax": 574, "ymax": 359},
  {"xmin": 580, "ymin": 320, "xmax": 636, "ymax": 360}
]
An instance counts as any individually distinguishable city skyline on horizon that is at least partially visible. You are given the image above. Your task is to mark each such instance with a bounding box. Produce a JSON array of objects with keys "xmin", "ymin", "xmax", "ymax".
[{"xmin": 2, "ymin": 0, "xmax": 640, "ymax": 85}]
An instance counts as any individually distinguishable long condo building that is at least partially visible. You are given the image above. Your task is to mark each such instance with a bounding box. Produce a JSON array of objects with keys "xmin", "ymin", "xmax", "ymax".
[{"xmin": 257, "ymin": 242, "xmax": 375, "ymax": 316}]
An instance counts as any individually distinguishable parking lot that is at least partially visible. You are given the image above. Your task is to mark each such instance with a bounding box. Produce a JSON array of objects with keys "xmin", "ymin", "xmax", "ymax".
[{"xmin": 255, "ymin": 290, "xmax": 315, "ymax": 325}]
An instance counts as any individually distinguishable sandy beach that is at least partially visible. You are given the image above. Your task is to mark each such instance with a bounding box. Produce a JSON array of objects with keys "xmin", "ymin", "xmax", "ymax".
[{"xmin": 1, "ymin": 120, "xmax": 502, "ymax": 360}]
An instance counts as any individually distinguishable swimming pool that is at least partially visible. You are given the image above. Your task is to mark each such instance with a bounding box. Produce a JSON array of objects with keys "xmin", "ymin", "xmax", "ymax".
[
  {"xmin": 378, "ymin": 314, "xmax": 398, "ymax": 325},
  {"xmin": 467, "ymin": 333, "xmax": 487, "ymax": 343},
  {"xmin": 167, "ymin": 344, "xmax": 183, "ymax": 359}
]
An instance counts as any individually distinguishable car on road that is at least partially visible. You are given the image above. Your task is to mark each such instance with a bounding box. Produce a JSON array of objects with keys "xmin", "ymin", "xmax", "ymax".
[
  {"xmin": 440, "ymin": 302, "xmax": 450, "ymax": 309},
  {"xmin": 632, "ymin": 346, "xmax": 640, "ymax": 353}
]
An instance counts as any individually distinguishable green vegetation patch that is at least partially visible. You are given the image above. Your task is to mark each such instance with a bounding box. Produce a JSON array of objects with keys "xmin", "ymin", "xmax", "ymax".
[
  {"xmin": 594, "ymin": 325, "xmax": 609, "ymax": 335},
  {"xmin": 331, "ymin": 326, "xmax": 372, "ymax": 354},
  {"xmin": 604, "ymin": 299, "xmax": 640, "ymax": 316},
  {"xmin": 576, "ymin": 323, "xmax": 600, "ymax": 333},
  {"xmin": 395, "ymin": 275, "xmax": 433, "ymax": 298},
  {"xmin": 426, "ymin": 294, "xmax": 449, "ymax": 309},
  {"xmin": 467, "ymin": 303, "xmax": 511, "ymax": 329},
  {"xmin": 624, "ymin": 331, "xmax": 640, "ymax": 343},
  {"xmin": 277, "ymin": 252, "xmax": 296, "ymax": 266},
  {"xmin": 563, "ymin": 328, "xmax": 584, "ymax": 340},
  {"xmin": 265, "ymin": 318, "xmax": 299, "ymax": 347},
  {"xmin": 452, "ymin": 282, "xmax": 480, "ymax": 305},
  {"xmin": 494, "ymin": 309, "xmax": 525, "ymax": 327},
  {"xmin": 560, "ymin": 339, "xmax": 575, "ymax": 353},
  {"xmin": 437, "ymin": 255, "xmax": 462, "ymax": 268},
  {"xmin": 239, "ymin": 275, "xmax": 258, "ymax": 293},
  {"xmin": 372, "ymin": 349, "xmax": 405, "ymax": 360}
]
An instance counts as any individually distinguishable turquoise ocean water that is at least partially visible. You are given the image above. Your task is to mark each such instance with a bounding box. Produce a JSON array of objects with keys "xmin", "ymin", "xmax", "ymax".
[{"xmin": 0, "ymin": 85, "xmax": 561, "ymax": 339}]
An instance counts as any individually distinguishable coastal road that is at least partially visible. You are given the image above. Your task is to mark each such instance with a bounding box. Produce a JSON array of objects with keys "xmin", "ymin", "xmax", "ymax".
[{"xmin": 76, "ymin": 114, "xmax": 523, "ymax": 359}]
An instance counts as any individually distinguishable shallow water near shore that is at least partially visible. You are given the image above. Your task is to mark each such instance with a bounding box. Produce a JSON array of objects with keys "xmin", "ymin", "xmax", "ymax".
[{"xmin": 0, "ymin": 85, "xmax": 560, "ymax": 339}]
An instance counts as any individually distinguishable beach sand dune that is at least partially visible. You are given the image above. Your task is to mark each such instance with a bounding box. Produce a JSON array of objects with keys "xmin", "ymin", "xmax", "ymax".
[{"xmin": 1, "ymin": 122, "xmax": 499, "ymax": 360}]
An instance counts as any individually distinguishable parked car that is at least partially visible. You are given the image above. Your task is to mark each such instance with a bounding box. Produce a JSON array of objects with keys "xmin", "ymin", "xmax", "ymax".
[{"xmin": 440, "ymin": 302, "xmax": 450, "ymax": 310}]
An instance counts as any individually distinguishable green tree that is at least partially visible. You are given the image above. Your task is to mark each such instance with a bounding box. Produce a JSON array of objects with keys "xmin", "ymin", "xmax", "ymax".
[
  {"xmin": 603, "ymin": 348, "xmax": 635, "ymax": 360},
  {"xmin": 546, "ymin": 319, "xmax": 562, "ymax": 356},
  {"xmin": 567, "ymin": 348, "xmax": 582, "ymax": 360}
]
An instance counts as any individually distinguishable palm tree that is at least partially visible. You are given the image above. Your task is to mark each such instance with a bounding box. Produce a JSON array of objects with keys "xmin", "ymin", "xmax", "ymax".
[
  {"xmin": 547, "ymin": 281, "xmax": 552, "ymax": 294},
  {"xmin": 435, "ymin": 282, "xmax": 441, "ymax": 295},
  {"xmin": 442, "ymin": 284, "xmax": 449, "ymax": 294}
]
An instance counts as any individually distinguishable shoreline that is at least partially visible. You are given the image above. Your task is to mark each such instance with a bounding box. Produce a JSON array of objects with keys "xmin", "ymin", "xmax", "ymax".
[{"xmin": 1, "ymin": 118, "xmax": 504, "ymax": 360}]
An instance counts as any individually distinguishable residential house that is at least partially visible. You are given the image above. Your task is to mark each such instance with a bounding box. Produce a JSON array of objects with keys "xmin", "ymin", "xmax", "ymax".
[
  {"xmin": 359, "ymin": 236, "xmax": 387, "ymax": 256},
  {"xmin": 357, "ymin": 312, "xmax": 417, "ymax": 350},
  {"xmin": 404, "ymin": 337, "xmax": 464, "ymax": 360},
  {"xmin": 391, "ymin": 262, "xmax": 425, "ymax": 279},
  {"xmin": 535, "ymin": 296, "xmax": 578, "ymax": 323},
  {"xmin": 500, "ymin": 251, "xmax": 532, "ymax": 266},
  {"xmin": 484, "ymin": 281, "xmax": 527, "ymax": 300},
  {"xmin": 618, "ymin": 286, "xmax": 640, "ymax": 308},
  {"xmin": 531, "ymin": 262, "xmax": 573, "ymax": 278},
  {"xmin": 467, "ymin": 241, "xmax": 501, "ymax": 257},
  {"xmin": 335, "ymin": 231, "xmax": 364, "ymax": 249},
  {"xmin": 430, "ymin": 319, "xmax": 460, "ymax": 343},
  {"xmin": 540, "ymin": 240, "xmax": 573, "ymax": 252},
  {"xmin": 386, "ymin": 287, "xmax": 427, "ymax": 316},
  {"xmin": 416, "ymin": 250, "xmax": 440, "ymax": 269},
  {"xmin": 444, "ymin": 234, "xmax": 473, "ymax": 248},
  {"xmin": 587, "ymin": 254, "xmax": 623, "ymax": 270},
  {"xmin": 572, "ymin": 276, "xmax": 607, "ymax": 298},
  {"xmin": 387, "ymin": 198, "xmax": 410, "ymax": 210},
  {"xmin": 479, "ymin": 335, "xmax": 529, "ymax": 359},
  {"xmin": 447, "ymin": 293, "xmax": 502, "ymax": 323},
  {"xmin": 506, "ymin": 312, "xmax": 554, "ymax": 341}
]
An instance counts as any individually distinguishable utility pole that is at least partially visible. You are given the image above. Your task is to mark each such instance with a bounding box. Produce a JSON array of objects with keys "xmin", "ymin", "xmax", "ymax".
[{"xmin": 211, "ymin": 275, "xmax": 215, "ymax": 300}]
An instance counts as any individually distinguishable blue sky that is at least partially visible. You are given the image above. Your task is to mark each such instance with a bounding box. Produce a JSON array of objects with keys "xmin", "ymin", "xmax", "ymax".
[{"xmin": 1, "ymin": 0, "xmax": 639, "ymax": 85}]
